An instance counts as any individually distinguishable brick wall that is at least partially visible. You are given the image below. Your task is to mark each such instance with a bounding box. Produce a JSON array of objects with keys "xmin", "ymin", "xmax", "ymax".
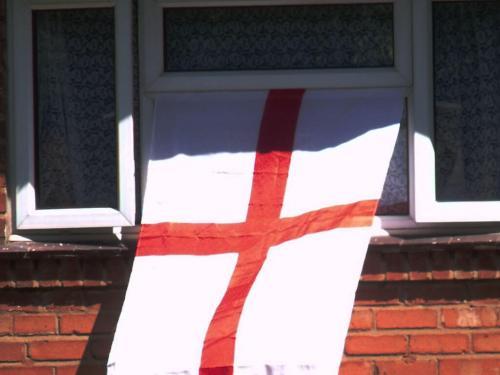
[
  {"xmin": 0, "ymin": 248, "xmax": 498, "ymax": 375},
  {"xmin": 0, "ymin": 251, "xmax": 132, "ymax": 375},
  {"xmin": 341, "ymin": 247, "xmax": 500, "ymax": 375}
]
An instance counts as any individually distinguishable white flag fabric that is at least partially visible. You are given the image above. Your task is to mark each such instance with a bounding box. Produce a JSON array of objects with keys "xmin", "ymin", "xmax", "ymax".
[{"xmin": 108, "ymin": 89, "xmax": 403, "ymax": 375}]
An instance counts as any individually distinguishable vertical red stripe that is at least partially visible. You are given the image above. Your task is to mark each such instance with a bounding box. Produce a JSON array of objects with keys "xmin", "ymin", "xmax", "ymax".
[
  {"xmin": 199, "ymin": 89, "xmax": 305, "ymax": 373},
  {"xmin": 246, "ymin": 89, "xmax": 305, "ymax": 222}
]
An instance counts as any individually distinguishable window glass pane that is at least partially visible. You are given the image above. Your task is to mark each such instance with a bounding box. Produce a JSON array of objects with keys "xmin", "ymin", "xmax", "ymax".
[
  {"xmin": 164, "ymin": 4, "xmax": 394, "ymax": 72},
  {"xmin": 34, "ymin": 8, "xmax": 117, "ymax": 209},
  {"xmin": 433, "ymin": 1, "xmax": 500, "ymax": 201}
]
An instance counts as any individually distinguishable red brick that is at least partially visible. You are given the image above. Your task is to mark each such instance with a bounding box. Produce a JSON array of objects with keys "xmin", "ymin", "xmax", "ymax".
[
  {"xmin": 354, "ymin": 283, "xmax": 400, "ymax": 306},
  {"xmin": 454, "ymin": 251, "xmax": 475, "ymax": 280},
  {"xmin": 476, "ymin": 251, "xmax": 498, "ymax": 279},
  {"xmin": 349, "ymin": 309, "xmax": 372, "ymax": 331},
  {"xmin": 60, "ymin": 259, "xmax": 83, "ymax": 287},
  {"xmin": 0, "ymin": 260, "xmax": 14, "ymax": 288},
  {"xmin": 0, "ymin": 314, "xmax": 12, "ymax": 335},
  {"xmin": 37, "ymin": 259, "xmax": 61, "ymax": 288},
  {"xmin": 81, "ymin": 259, "xmax": 106, "ymax": 287},
  {"xmin": 41, "ymin": 290, "xmax": 86, "ymax": 312},
  {"xmin": 29, "ymin": 340, "xmax": 87, "ymax": 360},
  {"xmin": 360, "ymin": 252, "xmax": 385, "ymax": 281},
  {"xmin": 375, "ymin": 360, "xmax": 437, "ymax": 375},
  {"xmin": 59, "ymin": 310, "xmax": 119, "ymax": 335},
  {"xmin": 0, "ymin": 302, "xmax": 45, "ymax": 313},
  {"xmin": 14, "ymin": 260, "xmax": 37, "ymax": 288},
  {"xmin": 14, "ymin": 315, "xmax": 57, "ymax": 335},
  {"xmin": 56, "ymin": 366, "xmax": 78, "ymax": 375},
  {"xmin": 0, "ymin": 342, "xmax": 25, "ymax": 361},
  {"xmin": 384, "ymin": 252, "xmax": 408, "ymax": 281},
  {"xmin": 442, "ymin": 307, "xmax": 497, "ymax": 328},
  {"xmin": 344, "ymin": 335, "xmax": 407, "ymax": 355},
  {"xmin": 439, "ymin": 358, "xmax": 500, "ymax": 375},
  {"xmin": 408, "ymin": 252, "xmax": 431, "ymax": 281},
  {"xmin": 0, "ymin": 368, "xmax": 53, "ymax": 375},
  {"xmin": 431, "ymin": 251, "xmax": 453, "ymax": 280},
  {"xmin": 339, "ymin": 361, "xmax": 372, "ymax": 375},
  {"xmin": 376, "ymin": 309, "xmax": 437, "ymax": 329},
  {"xmin": 409, "ymin": 334, "xmax": 469, "ymax": 354},
  {"xmin": 472, "ymin": 333, "xmax": 500, "ymax": 353},
  {"xmin": 404, "ymin": 282, "xmax": 466, "ymax": 305},
  {"xmin": 59, "ymin": 314, "xmax": 97, "ymax": 334},
  {"xmin": 469, "ymin": 282, "xmax": 500, "ymax": 304}
]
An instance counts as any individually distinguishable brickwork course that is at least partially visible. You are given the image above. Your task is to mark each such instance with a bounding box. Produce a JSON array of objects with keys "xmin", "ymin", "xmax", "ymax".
[
  {"xmin": 0, "ymin": 249, "xmax": 499, "ymax": 374},
  {"xmin": 1, "ymin": 1, "xmax": 499, "ymax": 374}
]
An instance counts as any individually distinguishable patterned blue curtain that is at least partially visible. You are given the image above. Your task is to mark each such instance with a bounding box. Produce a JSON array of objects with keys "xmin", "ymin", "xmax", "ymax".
[
  {"xmin": 34, "ymin": 8, "xmax": 117, "ymax": 209},
  {"xmin": 434, "ymin": 1, "xmax": 500, "ymax": 201},
  {"xmin": 164, "ymin": 4, "xmax": 394, "ymax": 72}
]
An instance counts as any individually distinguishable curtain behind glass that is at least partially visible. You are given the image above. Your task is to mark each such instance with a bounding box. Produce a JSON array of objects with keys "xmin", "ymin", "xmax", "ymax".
[
  {"xmin": 164, "ymin": 4, "xmax": 394, "ymax": 72},
  {"xmin": 434, "ymin": 1, "xmax": 500, "ymax": 201},
  {"xmin": 34, "ymin": 8, "xmax": 117, "ymax": 209}
]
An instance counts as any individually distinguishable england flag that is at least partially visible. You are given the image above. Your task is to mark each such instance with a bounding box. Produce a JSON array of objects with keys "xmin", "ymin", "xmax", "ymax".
[{"xmin": 108, "ymin": 89, "xmax": 403, "ymax": 375}]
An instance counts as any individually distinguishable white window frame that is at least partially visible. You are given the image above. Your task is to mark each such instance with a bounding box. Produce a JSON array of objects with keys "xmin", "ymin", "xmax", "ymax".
[
  {"xmin": 8, "ymin": 0, "xmax": 136, "ymax": 230},
  {"xmin": 142, "ymin": 0, "xmax": 412, "ymax": 93},
  {"xmin": 138, "ymin": 0, "xmax": 500, "ymax": 236},
  {"xmin": 411, "ymin": 0, "xmax": 500, "ymax": 223},
  {"xmin": 139, "ymin": 0, "xmax": 413, "ymax": 231}
]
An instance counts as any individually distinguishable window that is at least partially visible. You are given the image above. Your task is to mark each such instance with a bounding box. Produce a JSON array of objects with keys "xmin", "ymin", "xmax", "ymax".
[
  {"xmin": 140, "ymin": 0, "xmax": 412, "ymax": 229},
  {"xmin": 142, "ymin": 0, "xmax": 411, "ymax": 92},
  {"xmin": 19, "ymin": 0, "xmax": 500, "ymax": 235},
  {"xmin": 8, "ymin": 0, "xmax": 135, "ymax": 230},
  {"xmin": 162, "ymin": 3, "xmax": 395, "ymax": 72},
  {"xmin": 412, "ymin": 0, "xmax": 500, "ymax": 223}
]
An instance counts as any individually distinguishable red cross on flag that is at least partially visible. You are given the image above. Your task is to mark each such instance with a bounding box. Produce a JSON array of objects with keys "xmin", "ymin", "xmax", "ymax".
[{"xmin": 108, "ymin": 89, "xmax": 403, "ymax": 375}]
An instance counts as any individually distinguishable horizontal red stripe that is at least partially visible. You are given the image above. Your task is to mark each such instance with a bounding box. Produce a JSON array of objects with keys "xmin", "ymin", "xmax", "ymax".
[{"xmin": 136, "ymin": 199, "xmax": 377, "ymax": 257}]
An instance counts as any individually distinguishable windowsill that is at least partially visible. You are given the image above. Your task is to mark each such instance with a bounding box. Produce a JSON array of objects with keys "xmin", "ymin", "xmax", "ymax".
[
  {"xmin": 4, "ymin": 220, "xmax": 500, "ymax": 256},
  {"xmin": 371, "ymin": 232, "xmax": 500, "ymax": 249},
  {"xmin": 0, "ymin": 240, "xmax": 133, "ymax": 257},
  {"xmin": 373, "ymin": 215, "xmax": 500, "ymax": 239},
  {"xmin": 2, "ymin": 232, "xmax": 500, "ymax": 258}
]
